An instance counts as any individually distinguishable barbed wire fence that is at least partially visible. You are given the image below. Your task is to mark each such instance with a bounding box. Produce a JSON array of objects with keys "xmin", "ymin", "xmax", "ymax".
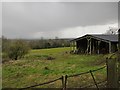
[
  {"xmin": 20, "ymin": 76, "xmax": 64, "ymax": 90},
  {"xmin": 64, "ymin": 66, "xmax": 107, "ymax": 89},
  {"xmin": 19, "ymin": 66, "xmax": 107, "ymax": 90}
]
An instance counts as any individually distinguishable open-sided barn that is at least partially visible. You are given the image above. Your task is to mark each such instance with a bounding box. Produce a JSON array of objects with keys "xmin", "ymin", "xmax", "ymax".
[{"xmin": 70, "ymin": 34, "xmax": 118, "ymax": 54}]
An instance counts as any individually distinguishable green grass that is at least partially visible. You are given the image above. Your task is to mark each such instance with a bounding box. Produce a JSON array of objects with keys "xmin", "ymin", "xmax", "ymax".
[{"xmin": 2, "ymin": 47, "xmax": 107, "ymax": 88}]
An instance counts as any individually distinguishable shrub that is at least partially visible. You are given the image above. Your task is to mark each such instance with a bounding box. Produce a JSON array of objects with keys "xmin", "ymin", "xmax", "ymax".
[
  {"xmin": 5, "ymin": 40, "xmax": 30, "ymax": 60},
  {"xmin": 2, "ymin": 36, "xmax": 10, "ymax": 53}
]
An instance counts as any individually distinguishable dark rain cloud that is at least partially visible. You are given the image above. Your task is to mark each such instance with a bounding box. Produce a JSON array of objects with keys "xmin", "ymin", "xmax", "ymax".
[{"xmin": 2, "ymin": 2, "xmax": 118, "ymax": 39}]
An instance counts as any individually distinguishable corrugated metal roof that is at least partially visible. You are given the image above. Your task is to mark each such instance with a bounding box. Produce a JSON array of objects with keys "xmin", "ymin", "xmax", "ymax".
[
  {"xmin": 72, "ymin": 34, "xmax": 118, "ymax": 42},
  {"xmin": 91, "ymin": 34, "xmax": 118, "ymax": 42}
]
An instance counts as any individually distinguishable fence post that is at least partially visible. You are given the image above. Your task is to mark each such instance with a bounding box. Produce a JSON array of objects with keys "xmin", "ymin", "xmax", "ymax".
[
  {"xmin": 106, "ymin": 58, "xmax": 118, "ymax": 88},
  {"xmin": 64, "ymin": 75, "xmax": 67, "ymax": 90},
  {"xmin": 61, "ymin": 76, "xmax": 64, "ymax": 90}
]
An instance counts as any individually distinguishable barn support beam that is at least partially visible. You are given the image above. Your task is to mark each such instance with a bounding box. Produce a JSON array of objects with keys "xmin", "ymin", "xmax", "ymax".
[
  {"xmin": 71, "ymin": 41, "xmax": 73, "ymax": 51},
  {"xmin": 89, "ymin": 38, "xmax": 92, "ymax": 54},
  {"xmin": 72, "ymin": 42, "xmax": 74, "ymax": 51},
  {"xmin": 92, "ymin": 40, "xmax": 95, "ymax": 54},
  {"xmin": 73, "ymin": 41, "xmax": 75, "ymax": 52},
  {"xmin": 109, "ymin": 42, "xmax": 112, "ymax": 53},
  {"xmin": 86, "ymin": 38, "xmax": 90, "ymax": 54},
  {"xmin": 86, "ymin": 37, "xmax": 91, "ymax": 54},
  {"xmin": 74, "ymin": 41, "xmax": 77, "ymax": 51},
  {"xmin": 70, "ymin": 41, "xmax": 77, "ymax": 53},
  {"xmin": 97, "ymin": 41, "xmax": 101, "ymax": 54},
  {"xmin": 72, "ymin": 41, "xmax": 74, "ymax": 51},
  {"xmin": 71, "ymin": 42, "xmax": 73, "ymax": 51},
  {"xmin": 86, "ymin": 39, "xmax": 88, "ymax": 54}
]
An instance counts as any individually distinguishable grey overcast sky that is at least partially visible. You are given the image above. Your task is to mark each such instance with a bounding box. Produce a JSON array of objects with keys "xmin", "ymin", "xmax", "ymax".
[{"xmin": 2, "ymin": 2, "xmax": 118, "ymax": 39}]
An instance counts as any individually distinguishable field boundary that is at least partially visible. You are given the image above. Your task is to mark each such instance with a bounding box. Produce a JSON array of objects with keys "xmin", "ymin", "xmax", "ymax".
[
  {"xmin": 20, "ymin": 66, "xmax": 106, "ymax": 90},
  {"xmin": 20, "ymin": 76, "xmax": 64, "ymax": 90},
  {"xmin": 64, "ymin": 66, "xmax": 106, "ymax": 89}
]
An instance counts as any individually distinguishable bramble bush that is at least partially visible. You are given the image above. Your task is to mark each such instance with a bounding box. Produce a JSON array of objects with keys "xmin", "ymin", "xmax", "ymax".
[{"xmin": 5, "ymin": 40, "xmax": 30, "ymax": 60}]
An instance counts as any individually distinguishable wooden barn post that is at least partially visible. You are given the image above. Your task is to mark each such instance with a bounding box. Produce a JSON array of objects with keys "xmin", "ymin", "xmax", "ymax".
[
  {"xmin": 89, "ymin": 38, "xmax": 92, "ymax": 54},
  {"xmin": 97, "ymin": 41, "xmax": 100, "ymax": 54},
  {"xmin": 71, "ymin": 41, "xmax": 73, "ymax": 51},
  {"xmin": 75, "ymin": 41, "xmax": 77, "ymax": 51},
  {"xmin": 109, "ymin": 42, "xmax": 112, "ymax": 53},
  {"xmin": 86, "ymin": 38, "xmax": 89, "ymax": 54},
  {"xmin": 92, "ymin": 40, "xmax": 95, "ymax": 54}
]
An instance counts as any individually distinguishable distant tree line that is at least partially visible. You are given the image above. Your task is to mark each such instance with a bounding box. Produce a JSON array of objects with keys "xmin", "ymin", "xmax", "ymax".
[
  {"xmin": 2, "ymin": 36, "xmax": 70, "ymax": 60},
  {"xmin": 28, "ymin": 38, "xmax": 70, "ymax": 49}
]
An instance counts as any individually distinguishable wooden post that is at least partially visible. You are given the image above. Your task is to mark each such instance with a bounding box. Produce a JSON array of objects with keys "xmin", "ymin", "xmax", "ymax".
[
  {"xmin": 71, "ymin": 41, "xmax": 73, "ymax": 51},
  {"xmin": 73, "ymin": 41, "xmax": 75, "ymax": 52},
  {"xmin": 106, "ymin": 58, "xmax": 118, "ymax": 88},
  {"xmin": 109, "ymin": 42, "xmax": 112, "ymax": 53},
  {"xmin": 64, "ymin": 75, "xmax": 67, "ymax": 90},
  {"xmin": 97, "ymin": 41, "xmax": 100, "ymax": 54},
  {"xmin": 89, "ymin": 38, "xmax": 92, "ymax": 55},
  {"xmin": 61, "ymin": 76, "xmax": 64, "ymax": 89},
  {"xmin": 86, "ymin": 39, "xmax": 89, "ymax": 54},
  {"xmin": 86, "ymin": 37, "xmax": 91, "ymax": 54},
  {"xmin": 74, "ymin": 41, "xmax": 77, "ymax": 51},
  {"xmin": 72, "ymin": 41, "xmax": 74, "ymax": 51}
]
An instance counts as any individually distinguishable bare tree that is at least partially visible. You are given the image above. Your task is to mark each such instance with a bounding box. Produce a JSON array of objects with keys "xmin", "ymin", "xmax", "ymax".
[{"xmin": 105, "ymin": 27, "xmax": 118, "ymax": 35}]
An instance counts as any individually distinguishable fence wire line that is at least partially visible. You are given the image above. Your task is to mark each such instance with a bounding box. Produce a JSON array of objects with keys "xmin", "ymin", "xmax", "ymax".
[
  {"xmin": 20, "ymin": 76, "xmax": 63, "ymax": 90},
  {"xmin": 65, "ymin": 66, "xmax": 106, "ymax": 89},
  {"xmin": 20, "ymin": 66, "xmax": 106, "ymax": 89},
  {"xmin": 67, "ymin": 65, "xmax": 106, "ymax": 78}
]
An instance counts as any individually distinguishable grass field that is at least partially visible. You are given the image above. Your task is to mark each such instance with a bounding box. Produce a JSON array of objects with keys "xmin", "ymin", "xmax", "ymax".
[{"xmin": 2, "ymin": 47, "xmax": 107, "ymax": 88}]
